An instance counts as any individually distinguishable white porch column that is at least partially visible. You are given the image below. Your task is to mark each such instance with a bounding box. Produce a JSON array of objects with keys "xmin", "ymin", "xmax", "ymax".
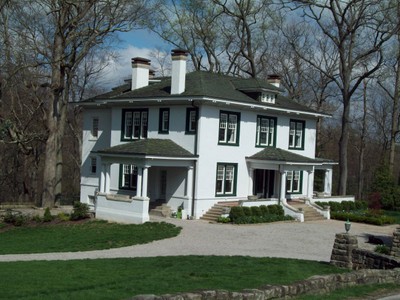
[
  {"xmin": 307, "ymin": 169, "xmax": 314, "ymax": 200},
  {"xmin": 136, "ymin": 166, "xmax": 143, "ymax": 197},
  {"xmin": 324, "ymin": 169, "xmax": 332, "ymax": 196},
  {"xmin": 100, "ymin": 164, "xmax": 106, "ymax": 193},
  {"xmin": 248, "ymin": 167, "xmax": 254, "ymax": 196},
  {"xmin": 105, "ymin": 164, "xmax": 111, "ymax": 193},
  {"xmin": 279, "ymin": 170, "xmax": 287, "ymax": 203},
  {"xmin": 186, "ymin": 166, "xmax": 194, "ymax": 216},
  {"xmin": 142, "ymin": 165, "xmax": 149, "ymax": 198}
]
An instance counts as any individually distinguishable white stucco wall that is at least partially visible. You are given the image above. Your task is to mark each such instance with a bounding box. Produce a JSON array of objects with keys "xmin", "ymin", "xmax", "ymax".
[
  {"xmin": 193, "ymin": 104, "xmax": 318, "ymax": 218},
  {"xmin": 80, "ymin": 100, "xmax": 320, "ymax": 219},
  {"xmin": 80, "ymin": 108, "xmax": 111, "ymax": 205}
]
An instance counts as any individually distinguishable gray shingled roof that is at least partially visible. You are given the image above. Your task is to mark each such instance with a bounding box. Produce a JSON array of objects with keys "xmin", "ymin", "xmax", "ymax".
[
  {"xmin": 86, "ymin": 71, "xmax": 320, "ymax": 115},
  {"xmin": 96, "ymin": 139, "xmax": 196, "ymax": 158},
  {"xmin": 248, "ymin": 147, "xmax": 334, "ymax": 164}
]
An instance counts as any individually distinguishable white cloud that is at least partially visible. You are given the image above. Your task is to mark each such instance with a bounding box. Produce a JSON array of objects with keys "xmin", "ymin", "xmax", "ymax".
[{"xmin": 100, "ymin": 45, "xmax": 156, "ymax": 88}]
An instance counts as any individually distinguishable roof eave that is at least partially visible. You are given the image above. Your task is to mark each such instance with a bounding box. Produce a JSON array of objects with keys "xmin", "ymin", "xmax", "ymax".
[{"xmin": 77, "ymin": 95, "xmax": 331, "ymax": 118}]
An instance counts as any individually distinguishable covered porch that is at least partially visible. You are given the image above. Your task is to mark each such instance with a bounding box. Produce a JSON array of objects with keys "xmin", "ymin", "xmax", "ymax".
[
  {"xmin": 245, "ymin": 148, "xmax": 338, "ymax": 221},
  {"xmin": 93, "ymin": 139, "xmax": 197, "ymax": 223}
]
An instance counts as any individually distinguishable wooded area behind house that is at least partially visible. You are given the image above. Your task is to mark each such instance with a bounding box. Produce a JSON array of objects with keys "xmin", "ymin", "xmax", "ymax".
[{"xmin": 0, "ymin": 0, "xmax": 399, "ymax": 207}]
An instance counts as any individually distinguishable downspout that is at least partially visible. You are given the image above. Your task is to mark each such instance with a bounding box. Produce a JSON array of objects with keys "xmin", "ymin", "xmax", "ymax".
[{"xmin": 191, "ymin": 101, "xmax": 199, "ymax": 217}]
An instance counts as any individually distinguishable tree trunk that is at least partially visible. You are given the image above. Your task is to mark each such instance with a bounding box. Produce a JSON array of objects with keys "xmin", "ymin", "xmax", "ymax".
[
  {"xmin": 338, "ymin": 92, "xmax": 351, "ymax": 196},
  {"xmin": 357, "ymin": 79, "xmax": 368, "ymax": 200},
  {"xmin": 41, "ymin": 12, "xmax": 66, "ymax": 208},
  {"xmin": 389, "ymin": 33, "xmax": 400, "ymax": 175}
]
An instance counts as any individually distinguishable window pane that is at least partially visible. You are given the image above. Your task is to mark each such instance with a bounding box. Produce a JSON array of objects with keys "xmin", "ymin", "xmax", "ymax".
[
  {"xmin": 220, "ymin": 114, "xmax": 227, "ymax": 128},
  {"xmin": 228, "ymin": 115, "xmax": 237, "ymax": 143},
  {"xmin": 142, "ymin": 111, "xmax": 148, "ymax": 138},
  {"xmin": 162, "ymin": 110, "xmax": 169, "ymax": 131},
  {"xmin": 125, "ymin": 112, "xmax": 132, "ymax": 138},
  {"xmin": 90, "ymin": 157, "xmax": 96, "ymax": 174},
  {"xmin": 225, "ymin": 165, "xmax": 234, "ymax": 194},
  {"xmin": 189, "ymin": 110, "xmax": 196, "ymax": 131},
  {"xmin": 216, "ymin": 165, "xmax": 224, "ymax": 194},
  {"xmin": 92, "ymin": 118, "xmax": 99, "ymax": 138}
]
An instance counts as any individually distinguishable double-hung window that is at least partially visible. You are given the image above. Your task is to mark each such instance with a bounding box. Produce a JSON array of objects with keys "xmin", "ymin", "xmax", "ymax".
[
  {"xmin": 185, "ymin": 108, "xmax": 197, "ymax": 134},
  {"xmin": 256, "ymin": 116, "xmax": 276, "ymax": 147},
  {"xmin": 218, "ymin": 111, "xmax": 240, "ymax": 145},
  {"xmin": 120, "ymin": 164, "xmax": 138, "ymax": 190},
  {"xmin": 286, "ymin": 170, "xmax": 302, "ymax": 193},
  {"xmin": 215, "ymin": 163, "xmax": 237, "ymax": 196},
  {"xmin": 289, "ymin": 119, "xmax": 305, "ymax": 149},
  {"xmin": 90, "ymin": 157, "xmax": 97, "ymax": 174},
  {"xmin": 159, "ymin": 108, "xmax": 170, "ymax": 134},
  {"xmin": 91, "ymin": 117, "xmax": 99, "ymax": 138},
  {"xmin": 122, "ymin": 109, "xmax": 148, "ymax": 140}
]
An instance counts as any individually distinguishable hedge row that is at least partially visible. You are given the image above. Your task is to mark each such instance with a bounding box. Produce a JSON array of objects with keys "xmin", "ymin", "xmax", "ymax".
[
  {"xmin": 315, "ymin": 200, "xmax": 368, "ymax": 212},
  {"xmin": 228, "ymin": 205, "xmax": 292, "ymax": 224},
  {"xmin": 331, "ymin": 211, "xmax": 396, "ymax": 226}
]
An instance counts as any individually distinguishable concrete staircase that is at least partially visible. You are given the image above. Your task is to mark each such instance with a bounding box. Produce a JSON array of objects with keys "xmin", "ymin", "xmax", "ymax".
[
  {"xmin": 289, "ymin": 201, "xmax": 325, "ymax": 221},
  {"xmin": 149, "ymin": 201, "xmax": 172, "ymax": 218},
  {"xmin": 200, "ymin": 201, "xmax": 239, "ymax": 222}
]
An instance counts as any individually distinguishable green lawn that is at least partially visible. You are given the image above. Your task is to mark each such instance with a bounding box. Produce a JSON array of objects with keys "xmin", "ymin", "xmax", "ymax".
[
  {"xmin": 0, "ymin": 256, "xmax": 347, "ymax": 300},
  {"xmin": 0, "ymin": 221, "xmax": 181, "ymax": 254}
]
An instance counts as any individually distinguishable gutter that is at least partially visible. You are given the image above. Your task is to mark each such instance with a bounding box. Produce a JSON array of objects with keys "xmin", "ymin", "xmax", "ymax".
[{"xmin": 78, "ymin": 96, "xmax": 331, "ymax": 119}]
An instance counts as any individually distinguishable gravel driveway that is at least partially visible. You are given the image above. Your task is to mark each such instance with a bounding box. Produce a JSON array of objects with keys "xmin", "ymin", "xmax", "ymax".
[{"xmin": 0, "ymin": 217, "xmax": 397, "ymax": 262}]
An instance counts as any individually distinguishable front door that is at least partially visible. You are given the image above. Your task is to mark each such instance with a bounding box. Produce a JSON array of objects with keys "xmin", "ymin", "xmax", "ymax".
[
  {"xmin": 160, "ymin": 170, "xmax": 167, "ymax": 200},
  {"xmin": 254, "ymin": 169, "xmax": 275, "ymax": 198}
]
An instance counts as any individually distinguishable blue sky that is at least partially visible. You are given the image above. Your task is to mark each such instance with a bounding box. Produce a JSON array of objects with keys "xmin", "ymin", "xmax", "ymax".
[
  {"xmin": 117, "ymin": 29, "xmax": 170, "ymax": 49},
  {"xmin": 101, "ymin": 29, "xmax": 171, "ymax": 87}
]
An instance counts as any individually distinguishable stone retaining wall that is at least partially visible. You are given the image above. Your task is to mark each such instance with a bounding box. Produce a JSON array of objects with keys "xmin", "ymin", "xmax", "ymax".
[
  {"xmin": 130, "ymin": 269, "xmax": 400, "ymax": 300},
  {"xmin": 330, "ymin": 232, "xmax": 400, "ymax": 270},
  {"xmin": 353, "ymin": 248, "xmax": 400, "ymax": 270},
  {"xmin": 391, "ymin": 227, "xmax": 400, "ymax": 257}
]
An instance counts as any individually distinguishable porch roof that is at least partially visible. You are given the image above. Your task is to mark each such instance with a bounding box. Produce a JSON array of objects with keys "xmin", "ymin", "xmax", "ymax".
[
  {"xmin": 95, "ymin": 139, "xmax": 197, "ymax": 158},
  {"xmin": 247, "ymin": 147, "xmax": 335, "ymax": 165}
]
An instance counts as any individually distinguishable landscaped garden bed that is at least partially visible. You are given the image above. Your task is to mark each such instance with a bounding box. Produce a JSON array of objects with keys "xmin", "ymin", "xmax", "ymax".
[
  {"xmin": 219, "ymin": 204, "xmax": 294, "ymax": 224},
  {"xmin": 315, "ymin": 201, "xmax": 397, "ymax": 225}
]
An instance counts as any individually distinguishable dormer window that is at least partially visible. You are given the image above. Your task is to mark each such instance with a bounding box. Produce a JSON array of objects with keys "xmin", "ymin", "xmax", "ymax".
[{"xmin": 260, "ymin": 92, "xmax": 275, "ymax": 104}]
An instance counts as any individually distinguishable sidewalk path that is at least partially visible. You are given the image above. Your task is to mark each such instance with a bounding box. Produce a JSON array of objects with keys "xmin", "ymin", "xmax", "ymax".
[{"xmin": 0, "ymin": 218, "xmax": 397, "ymax": 262}]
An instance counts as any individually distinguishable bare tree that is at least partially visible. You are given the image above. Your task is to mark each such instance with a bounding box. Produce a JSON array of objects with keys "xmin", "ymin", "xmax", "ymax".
[
  {"xmin": 377, "ymin": 2, "xmax": 400, "ymax": 176},
  {"xmin": 285, "ymin": 0, "xmax": 398, "ymax": 195},
  {"xmin": 0, "ymin": 0, "xmax": 152, "ymax": 207},
  {"xmin": 150, "ymin": 0, "xmax": 278, "ymax": 77}
]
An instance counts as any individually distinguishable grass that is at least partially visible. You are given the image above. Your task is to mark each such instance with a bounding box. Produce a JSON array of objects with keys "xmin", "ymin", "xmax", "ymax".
[
  {"xmin": 0, "ymin": 256, "xmax": 347, "ymax": 299},
  {"xmin": 294, "ymin": 283, "xmax": 400, "ymax": 299},
  {"xmin": 0, "ymin": 221, "xmax": 181, "ymax": 254}
]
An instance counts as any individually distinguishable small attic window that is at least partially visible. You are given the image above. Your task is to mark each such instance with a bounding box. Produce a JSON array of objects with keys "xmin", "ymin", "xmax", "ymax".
[{"xmin": 260, "ymin": 92, "xmax": 275, "ymax": 104}]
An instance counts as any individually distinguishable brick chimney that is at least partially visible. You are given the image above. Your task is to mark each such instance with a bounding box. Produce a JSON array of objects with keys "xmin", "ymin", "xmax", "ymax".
[
  {"xmin": 267, "ymin": 74, "xmax": 281, "ymax": 88},
  {"xmin": 171, "ymin": 49, "xmax": 188, "ymax": 95},
  {"xmin": 131, "ymin": 57, "xmax": 151, "ymax": 91}
]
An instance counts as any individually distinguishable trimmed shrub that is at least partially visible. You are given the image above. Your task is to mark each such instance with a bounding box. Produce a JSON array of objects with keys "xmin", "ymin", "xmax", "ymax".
[
  {"xmin": 267, "ymin": 204, "xmax": 284, "ymax": 216},
  {"xmin": 43, "ymin": 207, "xmax": 53, "ymax": 222},
  {"xmin": 70, "ymin": 202, "xmax": 89, "ymax": 221},
  {"xmin": 259, "ymin": 205, "xmax": 269, "ymax": 216},
  {"xmin": 229, "ymin": 206, "xmax": 244, "ymax": 222},
  {"xmin": 228, "ymin": 204, "xmax": 291, "ymax": 224},
  {"xmin": 251, "ymin": 206, "xmax": 262, "ymax": 216},
  {"xmin": 331, "ymin": 212, "xmax": 395, "ymax": 226},
  {"xmin": 242, "ymin": 206, "xmax": 252, "ymax": 216}
]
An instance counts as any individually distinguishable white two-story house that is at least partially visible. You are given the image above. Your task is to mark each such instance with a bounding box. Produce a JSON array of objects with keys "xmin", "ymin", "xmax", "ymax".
[{"xmin": 79, "ymin": 49, "xmax": 336, "ymax": 223}]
